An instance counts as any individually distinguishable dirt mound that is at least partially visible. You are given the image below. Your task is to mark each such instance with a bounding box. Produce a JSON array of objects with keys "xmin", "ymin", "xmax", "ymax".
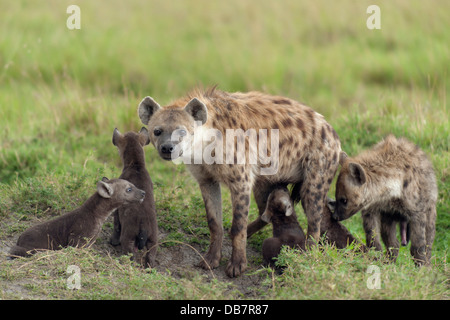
[{"xmin": 94, "ymin": 220, "xmax": 269, "ymax": 297}]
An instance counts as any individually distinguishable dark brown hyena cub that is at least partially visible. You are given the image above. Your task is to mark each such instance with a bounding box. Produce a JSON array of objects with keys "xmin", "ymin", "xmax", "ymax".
[
  {"xmin": 261, "ymin": 187, "xmax": 306, "ymax": 267},
  {"xmin": 321, "ymin": 198, "xmax": 366, "ymax": 251},
  {"xmin": 9, "ymin": 178, "xmax": 145, "ymax": 258},
  {"xmin": 330, "ymin": 135, "xmax": 437, "ymax": 266},
  {"xmin": 109, "ymin": 128, "xmax": 158, "ymax": 267}
]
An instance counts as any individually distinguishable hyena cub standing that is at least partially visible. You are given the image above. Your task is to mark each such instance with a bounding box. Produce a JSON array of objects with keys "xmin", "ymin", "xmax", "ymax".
[
  {"xmin": 110, "ymin": 128, "xmax": 158, "ymax": 267},
  {"xmin": 330, "ymin": 135, "xmax": 437, "ymax": 266}
]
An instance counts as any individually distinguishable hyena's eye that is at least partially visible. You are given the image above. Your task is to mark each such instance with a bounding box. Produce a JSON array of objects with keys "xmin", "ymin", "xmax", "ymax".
[
  {"xmin": 178, "ymin": 129, "xmax": 187, "ymax": 136},
  {"xmin": 126, "ymin": 187, "xmax": 132, "ymax": 193},
  {"xmin": 154, "ymin": 129, "xmax": 162, "ymax": 136},
  {"xmin": 339, "ymin": 198, "xmax": 348, "ymax": 205}
]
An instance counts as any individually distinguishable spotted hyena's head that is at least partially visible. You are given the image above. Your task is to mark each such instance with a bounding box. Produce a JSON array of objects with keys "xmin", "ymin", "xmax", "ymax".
[
  {"xmin": 138, "ymin": 96, "xmax": 208, "ymax": 161},
  {"xmin": 329, "ymin": 152, "xmax": 368, "ymax": 221}
]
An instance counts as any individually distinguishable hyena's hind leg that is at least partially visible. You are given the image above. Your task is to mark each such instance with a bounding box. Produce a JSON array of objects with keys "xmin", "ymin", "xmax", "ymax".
[
  {"xmin": 425, "ymin": 206, "xmax": 436, "ymax": 264},
  {"xmin": 380, "ymin": 213, "xmax": 400, "ymax": 263},
  {"xmin": 410, "ymin": 209, "xmax": 432, "ymax": 266},
  {"xmin": 109, "ymin": 209, "xmax": 121, "ymax": 246},
  {"xmin": 143, "ymin": 233, "xmax": 158, "ymax": 268},
  {"xmin": 8, "ymin": 245, "xmax": 32, "ymax": 258}
]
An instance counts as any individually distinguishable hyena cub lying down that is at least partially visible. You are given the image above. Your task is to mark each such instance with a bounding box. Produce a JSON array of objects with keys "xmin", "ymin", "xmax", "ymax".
[
  {"xmin": 110, "ymin": 128, "xmax": 158, "ymax": 267},
  {"xmin": 9, "ymin": 178, "xmax": 145, "ymax": 258},
  {"xmin": 329, "ymin": 135, "xmax": 437, "ymax": 266}
]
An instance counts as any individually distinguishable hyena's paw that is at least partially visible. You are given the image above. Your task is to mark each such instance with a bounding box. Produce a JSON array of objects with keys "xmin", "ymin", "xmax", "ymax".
[
  {"xmin": 197, "ymin": 251, "xmax": 221, "ymax": 270},
  {"xmin": 306, "ymin": 233, "xmax": 320, "ymax": 249},
  {"xmin": 109, "ymin": 235, "xmax": 121, "ymax": 246},
  {"xmin": 225, "ymin": 257, "xmax": 247, "ymax": 278}
]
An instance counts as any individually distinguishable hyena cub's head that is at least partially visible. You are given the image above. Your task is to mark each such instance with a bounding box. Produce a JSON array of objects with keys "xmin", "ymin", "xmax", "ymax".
[
  {"xmin": 328, "ymin": 152, "xmax": 368, "ymax": 221},
  {"xmin": 138, "ymin": 96, "xmax": 207, "ymax": 161},
  {"xmin": 112, "ymin": 127, "xmax": 150, "ymax": 162},
  {"xmin": 97, "ymin": 177, "xmax": 146, "ymax": 205},
  {"xmin": 261, "ymin": 187, "xmax": 295, "ymax": 224}
]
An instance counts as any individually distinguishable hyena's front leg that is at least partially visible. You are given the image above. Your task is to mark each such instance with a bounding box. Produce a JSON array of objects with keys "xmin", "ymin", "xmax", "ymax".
[
  {"xmin": 198, "ymin": 179, "xmax": 223, "ymax": 270},
  {"xmin": 300, "ymin": 184, "xmax": 324, "ymax": 246},
  {"xmin": 299, "ymin": 171, "xmax": 335, "ymax": 245},
  {"xmin": 226, "ymin": 181, "xmax": 251, "ymax": 278},
  {"xmin": 362, "ymin": 210, "xmax": 383, "ymax": 251},
  {"xmin": 299, "ymin": 150, "xmax": 339, "ymax": 246}
]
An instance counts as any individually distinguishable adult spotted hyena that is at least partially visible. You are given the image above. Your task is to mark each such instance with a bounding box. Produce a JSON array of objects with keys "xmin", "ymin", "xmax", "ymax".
[
  {"xmin": 331, "ymin": 135, "xmax": 437, "ymax": 266},
  {"xmin": 138, "ymin": 87, "xmax": 341, "ymax": 277}
]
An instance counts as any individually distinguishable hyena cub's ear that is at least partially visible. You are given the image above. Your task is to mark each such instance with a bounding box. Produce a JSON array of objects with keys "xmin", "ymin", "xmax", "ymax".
[
  {"xmin": 279, "ymin": 193, "xmax": 294, "ymax": 217},
  {"xmin": 112, "ymin": 128, "xmax": 123, "ymax": 147},
  {"xmin": 326, "ymin": 197, "xmax": 336, "ymax": 212},
  {"xmin": 339, "ymin": 151, "xmax": 348, "ymax": 166},
  {"xmin": 260, "ymin": 208, "xmax": 272, "ymax": 223},
  {"xmin": 348, "ymin": 162, "xmax": 367, "ymax": 185},
  {"xmin": 138, "ymin": 96, "xmax": 161, "ymax": 125},
  {"xmin": 184, "ymin": 98, "xmax": 208, "ymax": 125},
  {"xmin": 138, "ymin": 127, "xmax": 151, "ymax": 146},
  {"xmin": 97, "ymin": 180, "xmax": 114, "ymax": 198}
]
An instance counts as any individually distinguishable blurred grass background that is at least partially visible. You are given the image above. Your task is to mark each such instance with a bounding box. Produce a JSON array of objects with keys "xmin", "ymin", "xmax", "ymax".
[
  {"xmin": 0, "ymin": 0, "xmax": 448, "ymax": 172},
  {"xmin": 0, "ymin": 0, "xmax": 448, "ymax": 299}
]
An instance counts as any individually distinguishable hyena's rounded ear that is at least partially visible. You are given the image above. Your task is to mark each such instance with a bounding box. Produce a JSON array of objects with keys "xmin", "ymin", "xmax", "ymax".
[
  {"xmin": 339, "ymin": 151, "xmax": 348, "ymax": 166},
  {"xmin": 261, "ymin": 209, "xmax": 272, "ymax": 223},
  {"xmin": 348, "ymin": 162, "xmax": 367, "ymax": 185},
  {"xmin": 184, "ymin": 98, "xmax": 208, "ymax": 125},
  {"xmin": 138, "ymin": 127, "xmax": 151, "ymax": 146},
  {"xmin": 326, "ymin": 197, "xmax": 336, "ymax": 212},
  {"xmin": 285, "ymin": 204, "xmax": 294, "ymax": 217},
  {"xmin": 112, "ymin": 128, "xmax": 123, "ymax": 146},
  {"xmin": 279, "ymin": 194, "xmax": 294, "ymax": 217},
  {"xmin": 97, "ymin": 180, "xmax": 114, "ymax": 198},
  {"xmin": 138, "ymin": 96, "xmax": 161, "ymax": 125}
]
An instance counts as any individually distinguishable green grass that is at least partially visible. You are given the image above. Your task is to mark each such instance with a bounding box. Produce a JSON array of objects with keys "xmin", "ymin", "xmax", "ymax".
[
  {"xmin": 0, "ymin": 247, "xmax": 240, "ymax": 300},
  {"xmin": 0, "ymin": 0, "xmax": 448, "ymax": 299}
]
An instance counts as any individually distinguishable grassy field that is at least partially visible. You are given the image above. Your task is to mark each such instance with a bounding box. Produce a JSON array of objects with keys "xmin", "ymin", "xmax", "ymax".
[{"xmin": 0, "ymin": 0, "xmax": 448, "ymax": 300}]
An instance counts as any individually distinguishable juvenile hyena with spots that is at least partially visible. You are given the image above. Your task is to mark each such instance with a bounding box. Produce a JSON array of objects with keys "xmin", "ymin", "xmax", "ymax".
[
  {"xmin": 330, "ymin": 135, "xmax": 437, "ymax": 266},
  {"xmin": 138, "ymin": 87, "xmax": 341, "ymax": 277}
]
